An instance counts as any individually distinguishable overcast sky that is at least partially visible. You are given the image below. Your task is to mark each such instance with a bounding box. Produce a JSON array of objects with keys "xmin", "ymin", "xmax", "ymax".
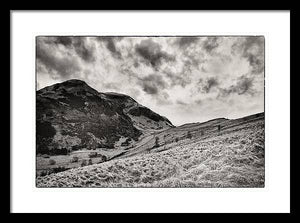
[{"xmin": 36, "ymin": 36, "xmax": 264, "ymax": 126}]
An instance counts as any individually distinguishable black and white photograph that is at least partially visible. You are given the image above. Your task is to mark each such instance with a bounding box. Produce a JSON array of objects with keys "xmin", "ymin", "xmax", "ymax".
[
  {"xmin": 10, "ymin": 10, "xmax": 291, "ymax": 213},
  {"xmin": 35, "ymin": 36, "xmax": 265, "ymax": 188}
]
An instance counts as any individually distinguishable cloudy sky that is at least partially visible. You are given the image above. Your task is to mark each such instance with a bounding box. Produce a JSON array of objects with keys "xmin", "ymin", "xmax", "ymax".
[{"xmin": 36, "ymin": 36, "xmax": 264, "ymax": 126}]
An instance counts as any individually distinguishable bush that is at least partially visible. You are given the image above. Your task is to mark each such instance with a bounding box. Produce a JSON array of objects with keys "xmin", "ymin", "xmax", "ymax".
[
  {"xmin": 39, "ymin": 170, "xmax": 48, "ymax": 177},
  {"xmin": 175, "ymin": 137, "xmax": 179, "ymax": 143},
  {"xmin": 97, "ymin": 155, "xmax": 108, "ymax": 163},
  {"xmin": 81, "ymin": 159, "xmax": 87, "ymax": 167},
  {"xmin": 88, "ymin": 152, "xmax": 98, "ymax": 158},
  {"xmin": 187, "ymin": 131, "xmax": 192, "ymax": 139},
  {"xmin": 106, "ymin": 144, "xmax": 115, "ymax": 149},
  {"xmin": 121, "ymin": 138, "xmax": 131, "ymax": 147},
  {"xmin": 154, "ymin": 136, "xmax": 159, "ymax": 148},
  {"xmin": 70, "ymin": 156, "xmax": 79, "ymax": 163},
  {"xmin": 49, "ymin": 159, "xmax": 56, "ymax": 165},
  {"xmin": 101, "ymin": 155, "xmax": 107, "ymax": 162},
  {"xmin": 52, "ymin": 166, "xmax": 68, "ymax": 173},
  {"xmin": 88, "ymin": 158, "xmax": 93, "ymax": 165},
  {"xmin": 121, "ymin": 141, "xmax": 129, "ymax": 146}
]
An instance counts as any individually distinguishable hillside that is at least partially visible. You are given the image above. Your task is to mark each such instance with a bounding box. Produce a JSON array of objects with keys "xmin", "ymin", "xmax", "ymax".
[
  {"xmin": 36, "ymin": 79, "xmax": 173, "ymax": 155},
  {"xmin": 36, "ymin": 112, "xmax": 264, "ymax": 187}
]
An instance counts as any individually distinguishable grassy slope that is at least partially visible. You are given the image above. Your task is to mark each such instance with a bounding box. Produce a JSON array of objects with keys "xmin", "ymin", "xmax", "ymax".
[{"xmin": 36, "ymin": 113, "xmax": 264, "ymax": 187}]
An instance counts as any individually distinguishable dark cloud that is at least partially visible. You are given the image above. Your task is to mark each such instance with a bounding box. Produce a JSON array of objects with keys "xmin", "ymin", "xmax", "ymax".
[
  {"xmin": 135, "ymin": 39, "xmax": 175, "ymax": 70},
  {"xmin": 176, "ymin": 37, "xmax": 199, "ymax": 49},
  {"xmin": 182, "ymin": 50, "xmax": 204, "ymax": 70},
  {"xmin": 232, "ymin": 37, "xmax": 264, "ymax": 74},
  {"xmin": 72, "ymin": 38, "xmax": 96, "ymax": 62},
  {"xmin": 36, "ymin": 39, "xmax": 81, "ymax": 78},
  {"xmin": 163, "ymin": 57, "xmax": 197, "ymax": 89},
  {"xmin": 106, "ymin": 39, "xmax": 122, "ymax": 59},
  {"xmin": 195, "ymin": 77, "xmax": 219, "ymax": 94},
  {"xmin": 202, "ymin": 37, "xmax": 219, "ymax": 53},
  {"xmin": 202, "ymin": 77, "xmax": 219, "ymax": 93},
  {"xmin": 143, "ymin": 84, "xmax": 158, "ymax": 95},
  {"xmin": 52, "ymin": 36, "xmax": 73, "ymax": 47},
  {"xmin": 246, "ymin": 51, "xmax": 264, "ymax": 74},
  {"xmin": 42, "ymin": 37, "xmax": 96, "ymax": 63},
  {"xmin": 235, "ymin": 75, "xmax": 255, "ymax": 94},
  {"xmin": 139, "ymin": 74, "xmax": 168, "ymax": 95},
  {"xmin": 218, "ymin": 75, "xmax": 256, "ymax": 97},
  {"xmin": 242, "ymin": 37, "xmax": 264, "ymax": 74},
  {"xmin": 96, "ymin": 37, "xmax": 122, "ymax": 59}
]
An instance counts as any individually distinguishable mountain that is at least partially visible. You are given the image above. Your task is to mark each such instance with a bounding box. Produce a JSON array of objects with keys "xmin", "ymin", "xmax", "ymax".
[{"xmin": 36, "ymin": 79, "xmax": 173, "ymax": 155}]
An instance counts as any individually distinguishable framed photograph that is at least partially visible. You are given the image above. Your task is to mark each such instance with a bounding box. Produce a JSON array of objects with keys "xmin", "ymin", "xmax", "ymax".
[
  {"xmin": 35, "ymin": 35, "xmax": 265, "ymax": 189},
  {"xmin": 11, "ymin": 11, "xmax": 290, "ymax": 213}
]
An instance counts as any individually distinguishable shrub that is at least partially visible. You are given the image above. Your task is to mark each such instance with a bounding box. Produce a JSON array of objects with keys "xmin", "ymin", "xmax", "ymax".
[
  {"xmin": 175, "ymin": 137, "xmax": 179, "ymax": 143},
  {"xmin": 39, "ymin": 170, "xmax": 48, "ymax": 177},
  {"xmin": 97, "ymin": 155, "xmax": 108, "ymax": 163},
  {"xmin": 49, "ymin": 159, "xmax": 56, "ymax": 165},
  {"xmin": 101, "ymin": 155, "xmax": 107, "ymax": 162},
  {"xmin": 88, "ymin": 152, "xmax": 98, "ymax": 158},
  {"xmin": 121, "ymin": 138, "xmax": 131, "ymax": 147},
  {"xmin": 88, "ymin": 158, "xmax": 93, "ymax": 165},
  {"xmin": 52, "ymin": 166, "xmax": 68, "ymax": 173},
  {"xmin": 187, "ymin": 131, "xmax": 192, "ymax": 139},
  {"xmin": 81, "ymin": 159, "xmax": 87, "ymax": 167},
  {"xmin": 71, "ymin": 145, "xmax": 81, "ymax": 151},
  {"xmin": 154, "ymin": 136, "xmax": 159, "ymax": 148},
  {"xmin": 121, "ymin": 142, "xmax": 128, "ymax": 146},
  {"xmin": 70, "ymin": 156, "xmax": 79, "ymax": 163},
  {"xmin": 217, "ymin": 125, "xmax": 221, "ymax": 131}
]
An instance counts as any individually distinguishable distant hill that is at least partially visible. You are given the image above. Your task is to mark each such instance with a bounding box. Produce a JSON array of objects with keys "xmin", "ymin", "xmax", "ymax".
[{"xmin": 36, "ymin": 79, "xmax": 173, "ymax": 155}]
